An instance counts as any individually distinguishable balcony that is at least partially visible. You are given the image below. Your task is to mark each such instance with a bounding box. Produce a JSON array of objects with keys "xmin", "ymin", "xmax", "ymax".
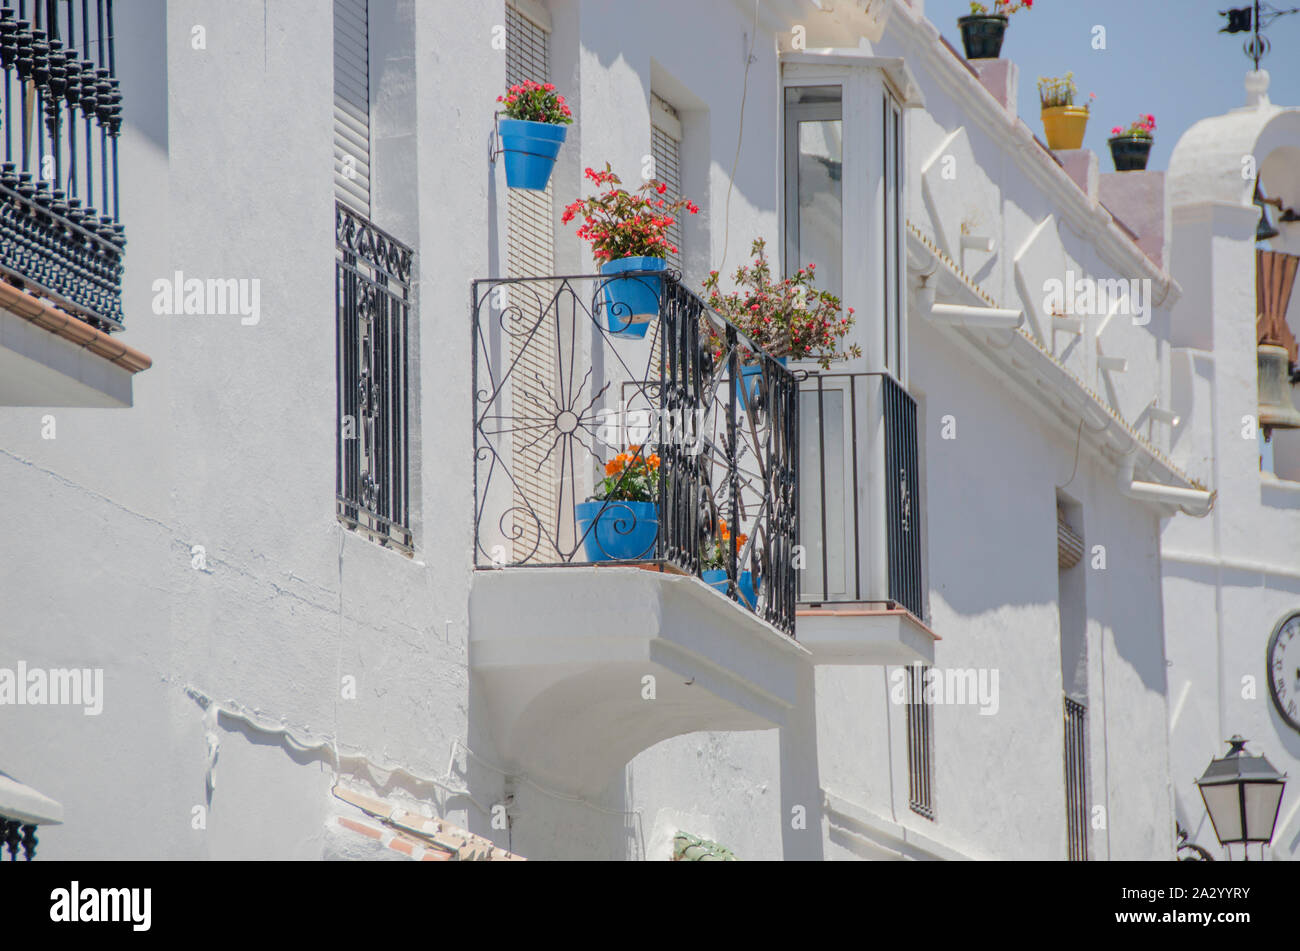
[
  {"xmin": 0, "ymin": 2, "xmax": 148, "ymax": 407},
  {"xmin": 469, "ymin": 271, "xmax": 808, "ymax": 793},
  {"xmin": 795, "ymin": 371, "xmax": 936, "ymax": 665}
]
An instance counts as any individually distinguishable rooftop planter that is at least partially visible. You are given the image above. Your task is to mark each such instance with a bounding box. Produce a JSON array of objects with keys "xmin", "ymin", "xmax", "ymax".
[
  {"xmin": 958, "ymin": 0, "xmax": 1032, "ymax": 59},
  {"xmin": 1109, "ymin": 115, "xmax": 1156, "ymax": 171},
  {"xmin": 1038, "ymin": 73, "xmax": 1094, "ymax": 151}
]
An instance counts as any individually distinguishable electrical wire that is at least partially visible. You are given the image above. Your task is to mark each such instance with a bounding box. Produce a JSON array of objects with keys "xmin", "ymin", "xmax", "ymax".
[{"xmin": 718, "ymin": 0, "xmax": 759, "ymax": 278}]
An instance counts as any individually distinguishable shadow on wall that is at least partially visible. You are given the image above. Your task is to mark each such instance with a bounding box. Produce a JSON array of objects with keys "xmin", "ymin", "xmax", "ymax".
[
  {"xmin": 576, "ymin": 0, "xmax": 779, "ymax": 257},
  {"xmin": 914, "ymin": 314, "xmax": 1169, "ymax": 696},
  {"xmin": 118, "ymin": 0, "xmax": 168, "ymax": 151}
]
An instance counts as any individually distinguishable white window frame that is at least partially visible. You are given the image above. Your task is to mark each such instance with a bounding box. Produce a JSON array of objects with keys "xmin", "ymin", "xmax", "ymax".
[{"xmin": 781, "ymin": 56, "xmax": 919, "ymax": 386}]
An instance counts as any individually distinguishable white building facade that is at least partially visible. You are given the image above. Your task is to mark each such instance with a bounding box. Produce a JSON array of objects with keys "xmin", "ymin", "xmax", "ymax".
[
  {"xmin": 1163, "ymin": 71, "xmax": 1300, "ymax": 861},
  {"xmin": 0, "ymin": 0, "xmax": 1287, "ymax": 862}
]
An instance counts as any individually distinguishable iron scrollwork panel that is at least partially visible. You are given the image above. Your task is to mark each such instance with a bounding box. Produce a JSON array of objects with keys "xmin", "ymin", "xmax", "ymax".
[
  {"xmin": 336, "ymin": 203, "xmax": 413, "ymax": 553},
  {"xmin": 472, "ymin": 270, "xmax": 798, "ymax": 635}
]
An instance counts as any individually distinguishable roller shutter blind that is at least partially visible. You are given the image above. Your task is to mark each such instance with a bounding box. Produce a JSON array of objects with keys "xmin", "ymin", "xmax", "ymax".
[
  {"xmin": 505, "ymin": 3, "xmax": 561, "ymax": 561},
  {"xmin": 334, "ymin": 0, "xmax": 371, "ymax": 217},
  {"xmin": 650, "ymin": 94, "xmax": 683, "ymax": 275}
]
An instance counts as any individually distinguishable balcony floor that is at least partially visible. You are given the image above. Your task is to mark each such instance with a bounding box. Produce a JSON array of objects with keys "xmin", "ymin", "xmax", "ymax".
[
  {"xmin": 0, "ymin": 291, "xmax": 149, "ymax": 407},
  {"xmin": 795, "ymin": 603, "xmax": 938, "ymax": 665},
  {"xmin": 469, "ymin": 566, "xmax": 809, "ymax": 796}
]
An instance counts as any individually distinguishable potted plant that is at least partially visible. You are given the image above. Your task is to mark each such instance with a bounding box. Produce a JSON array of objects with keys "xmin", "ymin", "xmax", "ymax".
[
  {"xmin": 1109, "ymin": 114, "xmax": 1156, "ymax": 171},
  {"xmin": 958, "ymin": 0, "xmax": 1032, "ymax": 60},
  {"xmin": 496, "ymin": 80, "xmax": 573, "ymax": 191},
  {"xmin": 575, "ymin": 445, "xmax": 661, "ymax": 561},
  {"xmin": 563, "ymin": 164, "xmax": 699, "ymax": 338},
  {"xmin": 700, "ymin": 519, "xmax": 759, "ymax": 610},
  {"xmin": 1038, "ymin": 74, "xmax": 1094, "ymax": 151},
  {"xmin": 702, "ymin": 238, "xmax": 860, "ymax": 407}
]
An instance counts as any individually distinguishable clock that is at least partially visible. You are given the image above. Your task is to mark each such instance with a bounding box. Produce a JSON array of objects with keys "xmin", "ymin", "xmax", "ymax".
[{"xmin": 1267, "ymin": 611, "xmax": 1300, "ymax": 733}]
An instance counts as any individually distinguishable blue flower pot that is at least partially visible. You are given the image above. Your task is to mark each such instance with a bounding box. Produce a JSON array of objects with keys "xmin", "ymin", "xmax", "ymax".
[
  {"xmin": 735, "ymin": 357, "xmax": 788, "ymax": 411},
  {"xmin": 701, "ymin": 569, "xmax": 760, "ymax": 610},
  {"xmin": 499, "ymin": 118, "xmax": 567, "ymax": 191},
  {"xmin": 575, "ymin": 500, "xmax": 658, "ymax": 561},
  {"xmin": 600, "ymin": 256, "xmax": 667, "ymax": 338}
]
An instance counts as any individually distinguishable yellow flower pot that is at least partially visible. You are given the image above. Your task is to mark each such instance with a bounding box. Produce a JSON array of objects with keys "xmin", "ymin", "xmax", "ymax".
[{"xmin": 1041, "ymin": 106, "xmax": 1089, "ymax": 151}]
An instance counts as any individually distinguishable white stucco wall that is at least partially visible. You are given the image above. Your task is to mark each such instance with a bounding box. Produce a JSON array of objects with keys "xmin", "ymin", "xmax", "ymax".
[{"xmin": 0, "ymin": 0, "xmax": 1237, "ymax": 863}]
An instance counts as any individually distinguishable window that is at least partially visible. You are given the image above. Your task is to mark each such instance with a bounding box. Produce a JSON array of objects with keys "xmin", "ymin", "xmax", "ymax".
[
  {"xmin": 335, "ymin": 206, "xmax": 413, "ymax": 554},
  {"xmin": 906, "ymin": 664, "xmax": 935, "ymax": 820},
  {"xmin": 334, "ymin": 0, "xmax": 371, "ymax": 217},
  {"xmin": 1064, "ymin": 696, "xmax": 1088, "ymax": 860},
  {"xmin": 784, "ymin": 86, "xmax": 843, "ymax": 299},
  {"xmin": 1057, "ymin": 499, "xmax": 1088, "ymax": 858},
  {"xmin": 883, "ymin": 92, "xmax": 904, "ymax": 376},
  {"xmin": 504, "ymin": 2, "xmax": 561, "ymax": 562},
  {"xmin": 651, "ymin": 94, "xmax": 684, "ymax": 274}
]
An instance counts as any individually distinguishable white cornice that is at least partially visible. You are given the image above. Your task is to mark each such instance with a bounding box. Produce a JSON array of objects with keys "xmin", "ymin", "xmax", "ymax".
[
  {"xmin": 780, "ymin": 51, "xmax": 924, "ymax": 107},
  {"xmin": 908, "ymin": 226, "xmax": 1203, "ymax": 494}
]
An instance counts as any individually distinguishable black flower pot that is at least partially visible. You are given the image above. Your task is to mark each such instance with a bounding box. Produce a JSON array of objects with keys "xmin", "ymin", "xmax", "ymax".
[
  {"xmin": 1108, "ymin": 135, "xmax": 1153, "ymax": 171},
  {"xmin": 958, "ymin": 14, "xmax": 1008, "ymax": 59}
]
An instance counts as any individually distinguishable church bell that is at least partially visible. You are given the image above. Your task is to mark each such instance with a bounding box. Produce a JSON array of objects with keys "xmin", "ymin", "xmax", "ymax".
[
  {"xmin": 1257, "ymin": 250, "xmax": 1300, "ymax": 431},
  {"xmin": 1258, "ymin": 344, "xmax": 1300, "ymax": 430}
]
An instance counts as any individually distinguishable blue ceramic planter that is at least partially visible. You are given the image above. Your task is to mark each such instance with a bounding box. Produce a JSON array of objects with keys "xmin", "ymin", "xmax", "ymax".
[
  {"xmin": 701, "ymin": 569, "xmax": 760, "ymax": 610},
  {"xmin": 499, "ymin": 118, "xmax": 567, "ymax": 191},
  {"xmin": 575, "ymin": 500, "xmax": 658, "ymax": 561},
  {"xmin": 736, "ymin": 357, "xmax": 788, "ymax": 411},
  {"xmin": 600, "ymin": 256, "xmax": 667, "ymax": 338}
]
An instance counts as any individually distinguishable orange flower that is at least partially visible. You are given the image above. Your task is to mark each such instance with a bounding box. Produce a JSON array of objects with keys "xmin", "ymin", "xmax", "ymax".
[
  {"xmin": 736, "ymin": 533, "xmax": 748, "ymax": 548},
  {"xmin": 628, "ymin": 444, "xmax": 642, "ymax": 455},
  {"xmin": 605, "ymin": 459, "xmax": 623, "ymax": 476},
  {"xmin": 648, "ymin": 454, "xmax": 661, "ymax": 470}
]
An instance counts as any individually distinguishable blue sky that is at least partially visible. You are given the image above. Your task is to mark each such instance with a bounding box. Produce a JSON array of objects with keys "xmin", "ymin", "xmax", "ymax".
[{"xmin": 927, "ymin": 0, "xmax": 1300, "ymax": 170}]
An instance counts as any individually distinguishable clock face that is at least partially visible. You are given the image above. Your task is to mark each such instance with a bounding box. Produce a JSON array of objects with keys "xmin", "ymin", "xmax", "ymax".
[{"xmin": 1267, "ymin": 612, "xmax": 1300, "ymax": 733}]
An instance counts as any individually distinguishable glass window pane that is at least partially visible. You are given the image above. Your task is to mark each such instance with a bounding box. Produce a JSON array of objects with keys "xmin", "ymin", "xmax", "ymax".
[
  {"xmin": 798, "ymin": 387, "xmax": 848, "ymax": 600},
  {"xmin": 785, "ymin": 86, "xmax": 842, "ymax": 301},
  {"xmin": 797, "ymin": 121, "xmax": 843, "ymax": 299}
]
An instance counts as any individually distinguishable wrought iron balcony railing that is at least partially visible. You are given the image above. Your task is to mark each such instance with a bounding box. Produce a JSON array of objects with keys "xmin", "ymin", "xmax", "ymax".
[
  {"xmin": 472, "ymin": 271, "xmax": 800, "ymax": 635},
  {"xmin": 0, "ymin": 0, "xmax": 124, "ymax": 331},
  {"xmin": 797, "ymin": 370, "xmax": 925, "ymax": 618}
]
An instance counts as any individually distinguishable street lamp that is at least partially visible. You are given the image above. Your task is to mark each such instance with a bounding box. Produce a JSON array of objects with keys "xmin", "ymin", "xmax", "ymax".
[{"xmin": 1195, "ymin": 735, "xmax": 1287, "ymax": 860}]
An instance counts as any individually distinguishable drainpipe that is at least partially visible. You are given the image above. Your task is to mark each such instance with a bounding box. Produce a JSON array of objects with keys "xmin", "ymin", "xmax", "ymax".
[
  {"xmin": 928, "ymin": 302, "xmax": 1024, "ymax": 329},
  {"xmin": 1117, "ymin": 450, "xmax": 1214, "ymax": 517}
]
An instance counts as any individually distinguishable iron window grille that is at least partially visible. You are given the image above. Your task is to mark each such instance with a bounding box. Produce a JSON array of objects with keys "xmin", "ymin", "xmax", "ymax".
[
  {"xmin": 1064, "ymin": 695, "xmax": 1089, "ymax": 861},
  {"xmin": 906, "ymin": 664, "xmax": 935, "ymax": 820},
  {"xmin": 335, "ymin": 202, "xmax": 413, "ymax": 554},
  {"xmin": 0, "ymin": 0, "xmax": 125, "ymax": 330}
]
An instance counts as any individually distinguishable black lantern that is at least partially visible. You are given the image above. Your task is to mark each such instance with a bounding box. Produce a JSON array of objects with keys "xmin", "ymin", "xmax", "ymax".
[{"xmin": 1195, "ymin": 735, "xmax": 1287, "ymax": 859}]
